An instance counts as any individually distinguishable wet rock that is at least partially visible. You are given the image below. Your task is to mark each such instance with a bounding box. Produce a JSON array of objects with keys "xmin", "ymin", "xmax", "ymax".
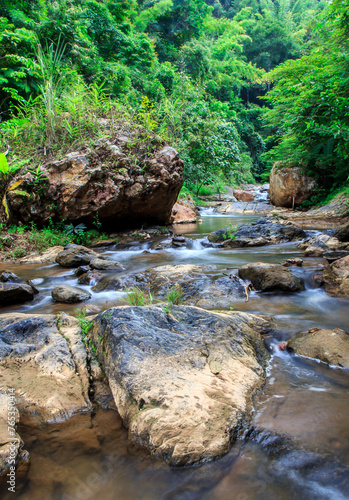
[
  {"xmin": 287, "ymin": 327, "xmax": 349, "ymax": 368},
  {"xmin": 209, "ymin": 218, "xmax": 306, "ymax": 247},
  {"xmin": 89, "ymin": 258, "xmax": 124, "ymax": 271},
  {"xmin": 171, "ymin": 235, "xmax": 188, "ymax": 247},
  {"xmin": 323, "ymin": 250, "xmax": 349, "ymax": 263},
  {"xmin": 322, "ymin": 255, "xmax": 349, "ymax": 297},
  {"xmin": 90, "ymin": 305, "xmax": 270, "ymax": 466},
  {"xmin": 0, "ymin": 283, "xmax": 34, "ymax": 306},
  {"xmin": 19, "ymin": 246, "xmax": 64, "ymax": 264},
  {"xmin": 5, "ymin": 143, "xmax": 183, "ymax": 228},
  {"xmin": 92, "ymin": 275, "xmax": 135, "ymax": 292},
  {"xmin": 282, "ymin": 258, "xmax": 303, "ymax": 267},
  {"xmin": 26, "ymin": 280, "xmax": 39, "ymax": 294},
  {"xmin": 0, "ymin": 313, "xmax": 92, "ymax": 422},
  {"xmin": 77, "ymin": 272, "xmax": 104, "ymax": 286},
  {"xmin": 269, "ymin": 164, "xmax": 317, "ymax": 208},
  {"xmin": 138, "ymin": 265, "xmax": 247, "ymax": 306},
  {"xmin": 0, "ymin": 270, "xmax": 21, "ymax": 282},
  {"xmin": 238, "ymin": 263, "xmax": 304, "ymax": 292},
  {"xmin": 233, "ymin": 189, "xmax": 255, "ymax": 202},
  {"xmin": 56, "ymin": 244, "xmax": 101, "ymax": 268},
  {"xmin": 75, "ymin": 265, "xmax": 90, "ymax": 277},
  {"xmin": 336, "ymin": 221, "xmax": 349, "ymax": 242},
  {"xmin": 80, "ymin": 305, "xmax": 101, "ymax": 315},
  {"xmin": 312, "ymin": 271, "xmax": 324, "ymax": 288},
  {"xmin": 299, "ymin": 234, "xmax": 347, "ymax": 256},
  {"xmin": 171, "ymin": 201, "xmax": 197, "ymax": 224},
  {"xmin": 51, "ymin": 285, "xmax": 92, "ymax": 303}
]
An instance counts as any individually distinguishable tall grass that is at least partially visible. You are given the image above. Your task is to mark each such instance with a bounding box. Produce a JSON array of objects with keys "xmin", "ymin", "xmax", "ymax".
[{"xmin": 35, "ymin": 36, "xmax": 66, "ymax": 144}]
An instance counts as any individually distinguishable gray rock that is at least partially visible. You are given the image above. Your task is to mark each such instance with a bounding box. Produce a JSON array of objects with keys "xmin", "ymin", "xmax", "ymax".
[
  {"xmin": 0, "ymin": 270, "xmax": 21, "ymax": 282},
  {"xmin": 89, "ymin": 258, "xmax": 124, "ymax": 271},
  {"xmin": 56, "ymin": 244, "xmax": 101, "ymax": 268},
  {"xmin": 287, "ymin": 327, "xmax": 349, "ymax": 368},
  {"xmin": 0, "ymin": 283, "xmax": 34, "ymax": 306},
  {"xmin": 209, "ymin": 218, "xmax": 306, "ymax": 246},
  {"xmin": 336, "ymin": 221, "xmax": 349, "ymax": 242},
  {"xmin": 90, "ymin": 305, "xmax": 271, "ymax": 466},
  {"xmin": 238, "ymin": 263, "xmax": 304, "ymax": 292},
  {"xmin": 51, "ymin": 285, "xmax": 91, "ymax": 303}
]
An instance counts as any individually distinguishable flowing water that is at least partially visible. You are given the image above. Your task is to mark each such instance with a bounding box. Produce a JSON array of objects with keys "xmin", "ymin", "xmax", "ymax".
[{"xmin": 1, "ymin": 211, "xmax": 349, "ymax": 500}]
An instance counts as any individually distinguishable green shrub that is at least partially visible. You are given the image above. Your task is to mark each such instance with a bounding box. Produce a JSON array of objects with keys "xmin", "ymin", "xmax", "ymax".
[
  {"xmin": 166, "ymin": 285, "xmax": 183, "ymax": 305},
  {"xmin": 126, "ymin": 287, "xmax": 153, "ymax": 306}
]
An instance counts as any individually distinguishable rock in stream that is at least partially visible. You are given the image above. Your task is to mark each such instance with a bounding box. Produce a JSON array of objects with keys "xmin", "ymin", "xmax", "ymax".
[{"xmin": 90, "ymin": 305, "xmax": 271, "ymax": 466}]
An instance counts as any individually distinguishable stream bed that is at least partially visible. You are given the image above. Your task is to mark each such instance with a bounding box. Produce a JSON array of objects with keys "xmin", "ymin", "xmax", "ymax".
[{"xmin": 1, "ymin": 211, "xmax": 349, "ymax": 500}]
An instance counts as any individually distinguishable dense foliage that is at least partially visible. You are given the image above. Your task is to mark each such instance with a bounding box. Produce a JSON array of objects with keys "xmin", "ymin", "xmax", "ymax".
[
  {"xmin": 1, "ymin": 0, "xmax": 346, "ymax": 199},
  {"xmin": 263, "ymin": 0, "xmax": 349, "ymax": 197}
]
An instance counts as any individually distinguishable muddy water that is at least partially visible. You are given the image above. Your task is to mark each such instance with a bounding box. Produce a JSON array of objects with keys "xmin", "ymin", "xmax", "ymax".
[{"xmin": 1, "ymin": 212, "xmax": 349, "ymax": 500}]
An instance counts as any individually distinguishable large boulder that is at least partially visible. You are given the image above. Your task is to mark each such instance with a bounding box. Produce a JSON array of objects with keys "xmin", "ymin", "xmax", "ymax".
[
  {"xmin": 56, "ymin": 244, "xmax": 102, "ymax": 268},
  {"xmin": 269, "ymin": 164, "xmax": 317, "ymax": 208},
  {"xmin": 90, "ymin": 305, "xmax": 270, "ymax": 466},
  {"xmin": 238, "ymin": 263, "xmax": 304, "ymax": 292},
  {"xmin": 51, "ymin": 285, "xmax": 92, "ymax": 303},
  {"xmin": 5, "ymin": 140, "xmax": 183, "ymax": 228},
  {"xmin": 287, "ymin": 327, "xmax": 349, "ymax": 368},
  {"xmin": 322, "ymin": 255, "xmax": 349, "ymax": 297},
  {"xmin": 0, "ymin": 283, "xmax": 34, "ymax": 306}
]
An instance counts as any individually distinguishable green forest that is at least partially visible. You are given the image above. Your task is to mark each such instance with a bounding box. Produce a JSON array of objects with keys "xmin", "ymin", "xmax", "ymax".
[{"xmin": 0, "ymin": 0, "xmax": 348, "ymax": 202}]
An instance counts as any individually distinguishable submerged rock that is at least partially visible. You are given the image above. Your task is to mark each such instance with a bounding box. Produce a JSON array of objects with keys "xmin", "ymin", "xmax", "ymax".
[
  {"xmin": 287, "ymin": 327, "xmax": 349, "ymax": 368},
  {"xmin": 322, "ymin": 255, "xmax": 349, "ymax": 297},
  {"xmin": 0, "ymin": 283, "xmax": 34, "ymax": 306},
  {"xmin": 90, "ymin": 305, "xmax": 271, "ymax": 466},
  {"xmin": 51, "ymin": 285, "xmax": 92, "ymax": 303},
  {"xmin": 238, "ymin": 263, "xmax": 304, "ymax": 292}
]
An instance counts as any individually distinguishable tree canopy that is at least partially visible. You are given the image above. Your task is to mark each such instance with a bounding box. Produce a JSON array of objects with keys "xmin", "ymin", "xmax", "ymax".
[{"xmin": 1, "ymin": 0, "xmax": 347, "ymax": 199}]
